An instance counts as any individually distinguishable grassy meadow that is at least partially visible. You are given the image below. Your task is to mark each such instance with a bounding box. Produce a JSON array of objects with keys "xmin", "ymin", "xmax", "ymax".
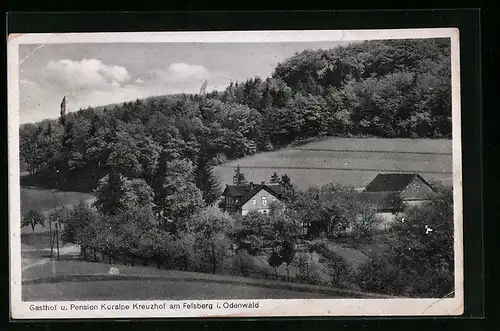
[
  {"xmin": 214, "ymin": 137, "xmax": 453, "ymax": 189},
  {"xmin": 20, "ymin": 187, "xmax": 95, "ymax": 236},
  {"xmin": 21, "ymin": 188, "xmax": 95, "ymax": 217}
]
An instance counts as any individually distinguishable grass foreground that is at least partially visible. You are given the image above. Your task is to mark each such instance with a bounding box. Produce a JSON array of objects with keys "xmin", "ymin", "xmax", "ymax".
[{"xmin": 22, "ymin": 259, "xmax": 394, "ymax": 301}]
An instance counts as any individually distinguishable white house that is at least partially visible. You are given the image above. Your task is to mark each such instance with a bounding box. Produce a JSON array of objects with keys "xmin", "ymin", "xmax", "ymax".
[{"xmin": 219, "ymin": 181, "xmax": 284, "ymax": 216}]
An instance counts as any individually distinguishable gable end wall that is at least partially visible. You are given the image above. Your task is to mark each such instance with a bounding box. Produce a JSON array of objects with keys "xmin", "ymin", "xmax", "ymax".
[
  {"xmin": 241, "ymin": 189, "xmax": 280, "ymax": 214},
  {"xmin": 400, "ymin": 176, "xmax": 434, "ymax": 200}
]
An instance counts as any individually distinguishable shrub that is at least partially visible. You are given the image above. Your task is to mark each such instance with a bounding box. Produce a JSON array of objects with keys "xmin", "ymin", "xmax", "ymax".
[
  {"xmin": 355, "ymin": 186, "xmax": 454, "ymax": 298},
  {"xmin": 355, "ymin": 253, "xmax": 410, "ymax": 296},
  {"xmin": 324, "ymin": 251, "xmax": 354, "ymax": 288},
  {"xmin": 170, "ymin": 232, "xmax": 200, "ymax": 272},
  {"xmin": 308, "ymin": 242, "xmax": 354, "ymax": 288},
  {"xmin": 232, "ymin": 249, "xmax": 255, "ymax": 277}
]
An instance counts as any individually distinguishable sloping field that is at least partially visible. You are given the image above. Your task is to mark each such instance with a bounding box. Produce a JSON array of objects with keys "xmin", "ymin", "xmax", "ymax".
[
  {"xmin": 21, "ymin": 188, "xmax": 95, "ymax": 216},
  {"xmin": 23, "ymin": 279, "xmax": 336, "ymax": 301},
  {"xmin": 20, "ymin": 187, "xmax": 95, "ymax": 234},
  {"xmin": 22, "ymin": 260, "xmax": 390, "ymax": 301},
  {"xmin": 214, "ymin": 137, "xmax": 453, "ymax": 189}
]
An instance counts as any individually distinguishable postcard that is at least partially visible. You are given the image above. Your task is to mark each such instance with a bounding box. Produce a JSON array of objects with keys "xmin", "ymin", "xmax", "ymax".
[{"xmin": 8, "ymin": 28, "xmax": 463, "ymax": 319}]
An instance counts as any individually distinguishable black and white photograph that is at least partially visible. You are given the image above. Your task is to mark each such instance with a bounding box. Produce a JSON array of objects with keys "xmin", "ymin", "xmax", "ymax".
[{"xmin": 8, "ymin": 29, "xmax": 463, "ymax": 319}]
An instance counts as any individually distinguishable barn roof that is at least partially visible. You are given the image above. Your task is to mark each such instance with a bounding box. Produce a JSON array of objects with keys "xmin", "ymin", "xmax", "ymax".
[{"xmin": 364, "ymin": 173, "xmax": 425, "ymax": 193}]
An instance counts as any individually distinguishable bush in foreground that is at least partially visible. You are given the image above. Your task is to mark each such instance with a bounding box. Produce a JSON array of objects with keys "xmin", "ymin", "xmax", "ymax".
[{"xmin": 355, "ymin": 186, "xmax": 454, "ymax": 298}]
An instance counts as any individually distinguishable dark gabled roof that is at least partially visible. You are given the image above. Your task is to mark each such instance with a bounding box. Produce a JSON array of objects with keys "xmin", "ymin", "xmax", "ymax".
[
  {"xmin": 364, "ymin": 173, "xmax": 421, "ymax": 193},
  {"xmin": 264, "ymin": 184, "xmax": 284, "ymax": 197},
  {"xmin": 223, "ymin": 185, "xmax": 252, "ymax": 197},
  {"xmin": 223, "ymin": 184, "xmax": 284, "ymax": 208}
]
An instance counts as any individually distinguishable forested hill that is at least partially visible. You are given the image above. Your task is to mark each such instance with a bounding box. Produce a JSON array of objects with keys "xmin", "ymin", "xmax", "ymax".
[{"xmin": 20, "ymin": 38, "xmax": 451, "ymax": 193}]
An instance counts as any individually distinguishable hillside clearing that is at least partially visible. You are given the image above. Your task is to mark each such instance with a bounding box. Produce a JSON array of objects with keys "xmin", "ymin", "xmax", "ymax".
[
  {"xmin": 20, "ymin": 187, "xmax": 95, "ymax": 233},
  {"xmin": 215, "ymin": 137, "xmax": 453, "ymax": 189}
]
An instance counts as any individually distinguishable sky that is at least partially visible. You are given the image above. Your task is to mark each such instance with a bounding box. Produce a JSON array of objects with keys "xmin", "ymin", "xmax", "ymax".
[{"xmin": 18, "ymin": 41, "xmax": 351, "ymax": 124}]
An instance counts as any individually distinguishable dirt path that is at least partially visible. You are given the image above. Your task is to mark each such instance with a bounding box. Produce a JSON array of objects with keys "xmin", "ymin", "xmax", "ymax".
[{"xmin": 22, "ymin": 258, "xmax": 50, "ymax": 272}]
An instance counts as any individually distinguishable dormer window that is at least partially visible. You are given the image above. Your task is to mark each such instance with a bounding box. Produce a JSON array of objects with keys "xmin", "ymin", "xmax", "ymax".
[{"xmin": 262, "ymin": 196, "xmax": 267, "ymax": 206}]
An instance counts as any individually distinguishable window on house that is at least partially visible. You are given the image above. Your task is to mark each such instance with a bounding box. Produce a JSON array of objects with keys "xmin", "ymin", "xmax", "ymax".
[
  {"xmin": 251, "ymin": 199, "xmax": 256, "ymax": 206},
  {"xmin": 262, "ymin": 196, "xmax": 267, "ymax": 206}
]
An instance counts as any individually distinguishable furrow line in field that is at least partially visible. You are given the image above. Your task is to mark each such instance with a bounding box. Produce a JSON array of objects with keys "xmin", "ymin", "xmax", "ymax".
[
  {"xmin": 293, "ymin": 148, "xmax": 452, "ymax": 155},
  {"xmin": 217, "ymin": 165, "xmax": 452, "ymax": 174}
]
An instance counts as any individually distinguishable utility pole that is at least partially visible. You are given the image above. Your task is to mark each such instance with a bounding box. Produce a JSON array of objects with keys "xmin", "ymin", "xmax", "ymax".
[
  {"xmin": 49, "ymin": 220, "xmax": 53, "ymax": 258},
  {"xmin": 54, "ymin": 222, "xmax": 60, "ymax": 260}
]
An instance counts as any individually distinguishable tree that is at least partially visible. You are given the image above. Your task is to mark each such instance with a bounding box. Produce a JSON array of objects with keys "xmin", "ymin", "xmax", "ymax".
[
  {"xmin": 269, "ymin": 172, "xmax": 280, "ymax": 184},
  {"xmin": 186, "ymin": 206, "xmax": 235, "ymax": 274},
  {"xmin": 191, "ymin": 122, "xmax": 226, "ymax": 205},
  {"xmin": 136, "ymin": 228, "xmax": 173, "ymax": 269},
  {"xmin": 267, "ymin": 205, "xmax": 302, "ymax": 280},
  {"xmin": 22, "ymin": 210, "xmax": 44, "ymax": 232},
  {"xmin": 60, "ymin": 202, "xmax": 91, "ymax": 241},
  {"xmin": 289, "ymin": 93, "xmax": 329, "ymax": 138},
  {"xmin": 94, "ymin": 172, "xmax": 126, "ymax": 216},
  {"xmin": 346, "ymin": 201, "xmax": 378, "ymax": 248},
  {"xmin": 94, "ymin": 172, "xmax": 155, "ymax": 217},
  {"xmin": 264, "ymin": 106, "xmax": 304, "ymax": 146},
  {"xmin": 19, "ymin": 124, "xmax": 41, "ymax": 175},
  {"xmin": 61, "ymin": 201, "xmax": 99, "ymax": 259},
  {"xmin": 292, "ymin": 183, "xmax": 376, "ymax": 239},
  {"xmin": 268, "ymin": 250, "xmax": 283, "ymax": 278},
  {"xmin": 233, "ymin": 165, "xmax": 247, "ymax": 185},
  {"xmin": 232, "ymin": 211, "xmax": 273, "ymax": 255},
  {"xmin": 155, "ymin": 159, "xmax": 204, "ymax": 230},
  {"xmin": 194, "ymin": 157, "xmax": 222, "ymax": 206},
  {"xmin": 137, "ymin": 136, "xmax": 161, "ymax": 183},
  {"xmin": 270, "ymin": 207, "xmax": 302, "ymax": 244},
  {"xmin": 279, "ymin": 240, "xmax": 296, "ymax": 280},
  {"xmin": 279, "ymin": 174, "xmax": 297, "ymax": 204},
  {"xmin": 106, "ymin": 130, "xmax": 143, "ymax": 178},
  {"xmin": 356, "ymin": 185, "xmax": 454, "ymax": 297},
  {"xmin": 119, "ymin": 177, "xmax": 155, "ymax": 213},
  {"xmin": 112, "ymin": 203, "xmax": 158, "ymax": 265},
  {"xmin": 170, "ymin": 232, "xmax": 199, "ymax": 271}
]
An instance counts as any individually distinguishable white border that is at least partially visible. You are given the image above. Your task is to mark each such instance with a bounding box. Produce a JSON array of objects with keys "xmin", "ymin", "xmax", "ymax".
[{"xmin": 8, "ymin": 28, "xmax": 463, "ymax": 319}]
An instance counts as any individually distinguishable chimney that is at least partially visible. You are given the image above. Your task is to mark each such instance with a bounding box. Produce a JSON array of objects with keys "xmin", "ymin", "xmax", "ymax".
[
  {"xmin": 261, "ymin": 181, "xmax": 265, "ymax": 186},
  {"xmin": 249, "ymin": 182, "xmax": 254, "ymax": 189}
]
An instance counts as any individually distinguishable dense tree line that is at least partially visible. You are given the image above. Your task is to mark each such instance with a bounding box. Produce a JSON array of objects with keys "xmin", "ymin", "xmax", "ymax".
[
  {"xmin": 20, "ymin": 38, "xmax": 451, "ymax": 194},
  {"xmin": 35, "ymin": 174, "xmax": 453, "ymax": 297}
]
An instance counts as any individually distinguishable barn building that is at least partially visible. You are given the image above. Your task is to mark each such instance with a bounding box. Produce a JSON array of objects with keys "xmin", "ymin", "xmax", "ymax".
[{"xmin": 305, "ymin": 173, "xmax": 438, "ymax": 237}]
